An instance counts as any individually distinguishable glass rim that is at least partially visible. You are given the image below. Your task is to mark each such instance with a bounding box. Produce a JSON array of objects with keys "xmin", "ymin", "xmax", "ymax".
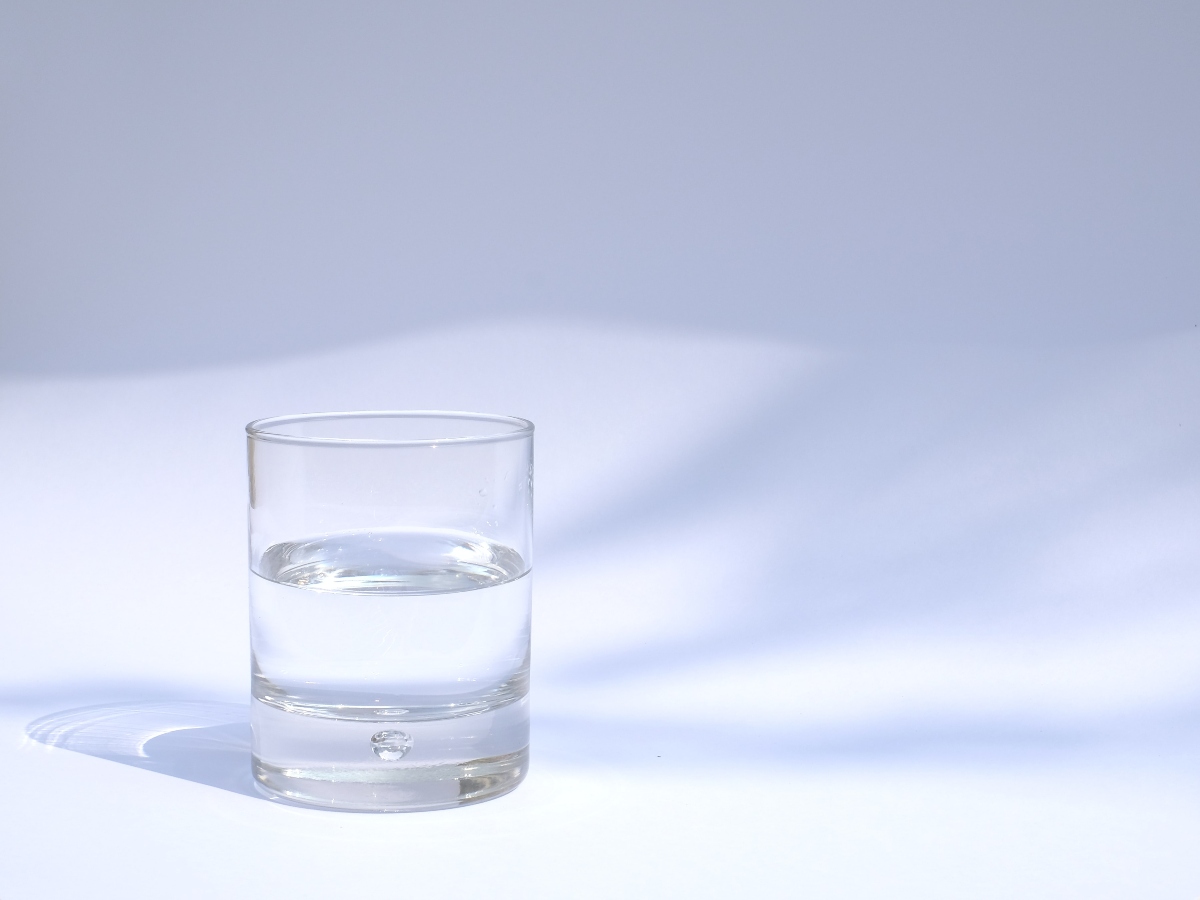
[{"xmin": 245, "ymin": 410, "xmax": 535, "ymax": 447}]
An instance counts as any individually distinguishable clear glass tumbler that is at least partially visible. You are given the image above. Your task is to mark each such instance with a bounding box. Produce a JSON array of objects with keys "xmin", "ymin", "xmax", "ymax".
[{"xmin": 245, "ymin": 411, "xmax": 533, "ymax": 811}]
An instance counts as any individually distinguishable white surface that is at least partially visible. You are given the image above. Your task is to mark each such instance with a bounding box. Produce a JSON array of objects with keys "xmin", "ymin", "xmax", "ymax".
[{"xmin": 1, "ymin": 323, "xmax": 1197, "ymax": 896}]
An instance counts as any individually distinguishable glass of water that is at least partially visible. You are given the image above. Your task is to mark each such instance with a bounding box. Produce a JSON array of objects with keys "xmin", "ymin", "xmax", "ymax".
[{"xmin": 245, "ymin": 411, "xmax": 533, "ymax": 811}]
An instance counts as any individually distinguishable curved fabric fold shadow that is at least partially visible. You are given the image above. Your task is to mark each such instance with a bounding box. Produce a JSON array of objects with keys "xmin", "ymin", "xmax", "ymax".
[{"xmin": 27, "ymin": 701, "xmax": 258, "ymax": 799}]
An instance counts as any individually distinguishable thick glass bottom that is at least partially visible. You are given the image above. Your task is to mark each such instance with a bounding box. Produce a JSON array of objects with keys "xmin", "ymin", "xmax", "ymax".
[
  {"xmin": 252, "ymin": 748, "xmax": 528, "ymax": 811},
  {"xmin": 250, "ymin": 697, "xmax": 529, "ymax": 812}
]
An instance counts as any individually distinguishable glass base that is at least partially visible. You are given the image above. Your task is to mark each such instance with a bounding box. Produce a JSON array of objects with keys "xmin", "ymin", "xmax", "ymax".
[
  {"xmin": 250, "ymin": 697, "xmax": 528, "ymax": 812},
  {"xmin": 252, "ymin": 748, "xmax": 527, "ymax": 811}
]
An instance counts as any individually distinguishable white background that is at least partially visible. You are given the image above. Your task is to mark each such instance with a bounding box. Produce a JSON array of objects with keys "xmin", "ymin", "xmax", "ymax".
[{"xmin": 1, "ymin": 3, "xmax": 1198, "ymax": 897}]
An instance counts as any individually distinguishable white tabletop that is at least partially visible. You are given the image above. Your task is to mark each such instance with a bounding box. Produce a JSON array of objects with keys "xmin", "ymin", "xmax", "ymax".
[{"xmin": 1, "ymin": 323, "xmax": 1197, "ymax": 897}]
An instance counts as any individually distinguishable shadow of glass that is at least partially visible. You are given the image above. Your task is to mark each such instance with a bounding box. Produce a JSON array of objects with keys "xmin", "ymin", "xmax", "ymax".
[{"xmin": 26, "ymin": 701, "xmax": 259, "ymax": 799}]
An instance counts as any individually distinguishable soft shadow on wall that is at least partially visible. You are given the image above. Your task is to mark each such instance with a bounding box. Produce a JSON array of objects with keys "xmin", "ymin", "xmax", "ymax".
[{"xmin": 2, "ymin": 0, "xmax": 1198, "ymax": 375}]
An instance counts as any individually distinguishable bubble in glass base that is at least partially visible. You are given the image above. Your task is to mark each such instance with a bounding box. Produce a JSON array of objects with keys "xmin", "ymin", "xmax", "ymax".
[{"xmin": 371, "ymin": 730, "xmax": 413, "ymax": 760}]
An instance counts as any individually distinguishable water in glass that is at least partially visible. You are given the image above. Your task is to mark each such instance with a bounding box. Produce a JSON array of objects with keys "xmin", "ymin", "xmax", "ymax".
[{"xmin": 249, "ymin": 528, "xmax": 530, "ymax": 811}]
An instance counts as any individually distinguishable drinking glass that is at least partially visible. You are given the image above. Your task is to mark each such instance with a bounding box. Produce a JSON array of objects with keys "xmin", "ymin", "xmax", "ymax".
[{"xmin": 245, "ymin": 411, "xmax": 533, "ymax": 811}]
